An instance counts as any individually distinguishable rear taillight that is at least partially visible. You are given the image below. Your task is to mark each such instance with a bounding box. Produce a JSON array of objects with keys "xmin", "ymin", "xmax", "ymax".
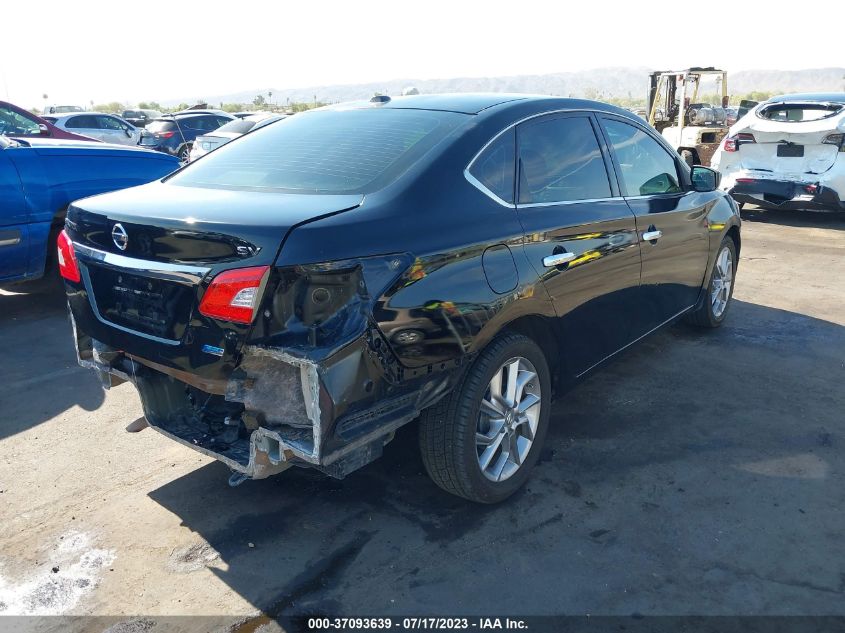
[
  {"xmin": 199, "ymin": 266, "xmax": 270, "ymax": 324},
  {"xmin": 823, "ymin": 133, "xmax": 845, "ymax": 151},
  {"xmin": 724, "ymin": 133, "xmax": 756, "ymax": 152},
  {"xmin": 56, "ymin": 229, "xmax": 81, "ymax": 283},
  {"xmin": 155, "ymin": 131, "xmax": 176, "ymax": 139}
]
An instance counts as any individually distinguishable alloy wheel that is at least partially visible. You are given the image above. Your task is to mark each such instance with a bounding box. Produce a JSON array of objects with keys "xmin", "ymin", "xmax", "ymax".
[
  {"xmin": 476, "ymin": 356, "xmax": 542, "ymax": 482},
  {"xmin": 711, "ymin": 245, "xmax": 734, "ymax": 318}
]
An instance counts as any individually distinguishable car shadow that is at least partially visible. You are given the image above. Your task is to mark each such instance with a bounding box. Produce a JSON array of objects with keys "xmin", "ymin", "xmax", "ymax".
[
  {"xmin": 741, "ymin": 204, "xmax": 845, "ymax": 230},
  {"xmin": 0, "ymin": 280, "xmax": 105, "ymax": 440},
  {"xmin": 148, "ymin": 299, "xmax": 845, "ymax": 618}
]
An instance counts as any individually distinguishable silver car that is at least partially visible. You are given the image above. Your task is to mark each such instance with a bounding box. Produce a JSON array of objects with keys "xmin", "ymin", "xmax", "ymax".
[
  {"xmin": 188, "ymin": 112, "xmax": 286, "ymax": 161},
  {"xmin": 43, "ymin": 112, "xmax": 143, "ymax": 146}
]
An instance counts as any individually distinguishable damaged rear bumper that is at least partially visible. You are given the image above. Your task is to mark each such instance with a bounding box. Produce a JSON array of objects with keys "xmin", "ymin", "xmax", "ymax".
[
  {"xmin": 70, "ymin": 312, "xmax": 463, "ymax": 483},
  {"xmin": 726, "ymin": 176, "xmax": 845, "ymax": 212}
]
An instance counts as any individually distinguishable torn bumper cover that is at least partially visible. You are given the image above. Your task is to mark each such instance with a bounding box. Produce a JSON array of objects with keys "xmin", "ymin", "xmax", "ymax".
[
  {"xmin": 724, "ymin": 174, "xmax": 845, "ymax": 212},
  {"xmin": 71, "ymin": 313, "xmax": 462, "ymax": 484}
]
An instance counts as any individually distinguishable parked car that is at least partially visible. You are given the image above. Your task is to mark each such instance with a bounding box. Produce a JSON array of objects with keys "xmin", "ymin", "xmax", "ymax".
[
  {"xmin": 122, "ymin": 109, "xmax": 163, "ymax": 128},
  {"xmin": 44, "ymin": 112, "xmax": 144, "ymax": 146},
  {"xmin": 0, "ymin": 136, "xmax": 178, "ymax": 287},
  {"xmin": 0, "ymin": 100, "xmax": 95, "ymax": 142},
  {"xmin": 60, "ymin": 94, "xmax": 740, "ymax": 503},
  {"xmin": 188, "ymin": 112, "xmax": 285, "ymax": 161},
  {"xmin": 45, "ymin": 105, "xmax": 84, "ymax": 114},
  {"xmin": 712, "ymin": 93, "xmax": 845, "ymax": 212},
  {"xmin": 173, "ymin": 108, "xmax": 233, "ymax": 117},
  {"xmin": 141, "ymin": 112, "xmax": 235, "ymax": 161}
]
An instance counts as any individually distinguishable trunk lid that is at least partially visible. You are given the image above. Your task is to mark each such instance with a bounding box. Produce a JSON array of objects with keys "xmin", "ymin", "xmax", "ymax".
[
  {"xmin": 738, "ymin": 114, "xmax": 845, "ymax": 177},
  {"xmin": 67, "ymin": 180, "xmax": 363, "ymax": 265}
]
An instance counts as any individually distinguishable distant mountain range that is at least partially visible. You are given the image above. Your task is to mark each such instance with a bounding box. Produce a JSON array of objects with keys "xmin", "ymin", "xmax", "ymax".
[{"xmin": 164, "ymin": 67, "xmax": 845, "ymax": 107}]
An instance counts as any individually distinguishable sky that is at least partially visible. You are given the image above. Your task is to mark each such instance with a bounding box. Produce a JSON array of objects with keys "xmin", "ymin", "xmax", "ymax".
[{"xmin": 1, "ymin": 0, "xmax": 840, "ymax": 108}]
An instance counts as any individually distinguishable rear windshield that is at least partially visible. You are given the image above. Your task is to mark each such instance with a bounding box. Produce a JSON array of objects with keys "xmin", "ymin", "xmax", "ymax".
[
  {"xmin": 146, "ymin": 120, "xmax": 176, "ymax": 132},
  {"xmin": 758, "ymin": 102, "xmax": 844, "ymax": 122},
  {"xmin": 213, "ymin": 119, "xmax": 256, "ymax": 135},
  {"xmin": 168, "ymin": 108, "xmax": 467, "ymax": 194}
]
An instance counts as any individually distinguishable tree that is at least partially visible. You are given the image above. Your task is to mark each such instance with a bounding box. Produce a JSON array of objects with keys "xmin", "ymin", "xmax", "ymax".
[
  {"xmin": 253, "ymin": 94, "xmax": 266, "ymax": 107},
  {"xmin": 92, "ymin": 101, "xmax": 124, "ymax": 113}
]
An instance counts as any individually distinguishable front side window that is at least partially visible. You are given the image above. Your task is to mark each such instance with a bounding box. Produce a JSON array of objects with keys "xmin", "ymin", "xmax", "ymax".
[
  {"xmin": 98, "ymin": 116, "xmax": 123, "ymax": 130},
  {"xmin": 65, "ymin": 115, "xmax": 99, "ymax": 129},
  {"xmin": 603, "ymin": 119, "xmax": 682, "ymax": 196},
  {"xmin": 468, "ymin": 130, "xmax": 515, "ymax": 203},
  {"xmin": 0, "ymin": 106, "xmax": 40, "ymax": 136},
  {"xmin": 169, "ymin": 108, "xmax": 466, "ymax": 194},
  {"xmin": 517, "ymin": 116, "xmax": 611, "ymax": 204}
]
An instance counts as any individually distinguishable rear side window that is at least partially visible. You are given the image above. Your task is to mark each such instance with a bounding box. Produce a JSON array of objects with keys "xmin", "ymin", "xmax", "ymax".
[
  {"xmin": 758, "ymin": 102, "xmax": 844, "ymax": 122},
  {"xmin": 517, "ymin": 116, "xmax": 611, "ymax": 204},
  {"xmin": 602, "ymin": 119, "xmax": 682, "ymax": 196},
  {"xmin": 468, "ymin": 130, "xmax": 515, "ymax": 203},
  {"xmin": 169, "ymin": 108, "xmax": 466, "ymax": 194}
]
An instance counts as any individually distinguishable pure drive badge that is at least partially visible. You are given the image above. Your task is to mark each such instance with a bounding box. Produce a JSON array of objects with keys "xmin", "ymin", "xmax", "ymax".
[{"xmin": 111, "ymin": 223, "xmax": 129, "ymax": 251}]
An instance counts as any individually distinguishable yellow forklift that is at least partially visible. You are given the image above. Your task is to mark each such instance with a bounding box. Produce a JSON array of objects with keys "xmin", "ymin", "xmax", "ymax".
[{"xmin": 647, "ymin": 67, "xmax": 731, "ymax": 167}]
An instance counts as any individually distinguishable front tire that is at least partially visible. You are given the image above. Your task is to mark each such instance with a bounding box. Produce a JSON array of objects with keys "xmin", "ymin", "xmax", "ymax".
[
  {"xmin": 686, "ymin": 236, "xmax": 737, "ymax": 328},
  {"xmin": 680, "ymin": 149, "xmax": 696, "ymax": 167},
  {"xmin": 418, "ymin": 332, "xmax": 551, "ymax": 503}
]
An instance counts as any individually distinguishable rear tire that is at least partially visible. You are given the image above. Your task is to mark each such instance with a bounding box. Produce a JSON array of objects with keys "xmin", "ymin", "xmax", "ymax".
[
  {"xmin": 680, "ymin": 149, "xmax": 695, "ymax": 167},
  {"xmin": 178, "ymin": 144, "xmax": 191, "ymax": 162},
  {"xmin": 685, "ymin": 235, "xmax": 737, "ymax": 328},
  {"xmin": 418, "ymin": 332, "xmax": 551, "ymax": 503}
]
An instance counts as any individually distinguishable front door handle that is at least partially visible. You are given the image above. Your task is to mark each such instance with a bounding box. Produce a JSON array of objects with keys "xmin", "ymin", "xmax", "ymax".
[
  {"xmin": 543, "ymin": 252, "xmax": 576, "ymax": 267},
  {"xmin": 642, "ymin": 229, "xmax": 662, "ymax": 242}
]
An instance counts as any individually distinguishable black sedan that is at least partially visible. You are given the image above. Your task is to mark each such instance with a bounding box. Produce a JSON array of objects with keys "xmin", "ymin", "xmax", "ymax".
[{"xmin": 59, "ymin": 94, "xmax": 740, "ymax": 503}]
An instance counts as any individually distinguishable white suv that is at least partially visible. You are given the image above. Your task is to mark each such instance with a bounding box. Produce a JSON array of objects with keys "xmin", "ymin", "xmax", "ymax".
[{"xmin": 711, "ymin": 93, "xmax": 845, "ymax": 212}]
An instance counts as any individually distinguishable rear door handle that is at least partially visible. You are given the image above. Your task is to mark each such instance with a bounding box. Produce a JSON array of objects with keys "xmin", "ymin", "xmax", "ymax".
[
  {"xmin": 543, "ymin": 252, "xmax": 576, "ymax": 267},
  {"xmin": 642, "ymin": 229, "xmax": 662, "ymax": 242}
]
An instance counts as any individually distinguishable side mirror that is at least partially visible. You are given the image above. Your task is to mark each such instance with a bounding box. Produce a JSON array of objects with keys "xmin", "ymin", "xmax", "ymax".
[
  {"xmin": 38, "ymin": 123, "xmax": 50, "ymax": 136},
  {"xmin": 691, "ymin": 165, "xmax": 719, "ymax": 192}
]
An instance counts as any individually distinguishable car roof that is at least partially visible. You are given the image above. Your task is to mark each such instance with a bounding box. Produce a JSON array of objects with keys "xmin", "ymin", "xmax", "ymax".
[
  {"xmin": 323, "ymin": 93, "xmax": 634, "ymax": 117},
  {"xmin": 155, "ymin": 112, "xmax": 226, "ymax": 120},
  {"xmin": 321, "ymin": 93, "xmax": 527, "ymax": 115},
  {"xmin": 767, "ymin": 92, "xmax": 845, "ymax": 104},
  {"xmin": 7, "ymin": 137, "xmax": 149, "ymax": 151},
  {"xmin": 52, "ymin": 111, "xmax": 120, "ymax": 118},
  {"xmin": 174, "ymin": 109, "xmax": 232, "ymax": 116}
]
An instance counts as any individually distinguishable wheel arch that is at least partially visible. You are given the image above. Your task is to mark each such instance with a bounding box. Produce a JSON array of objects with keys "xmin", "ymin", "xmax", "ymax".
[
  {"xmin": 726, "ymin": 224, "xmax": 741, "ymax": 257},
  {"xmin": 499, "ymin": 314, "xmax": 563, "ymax": 390}
]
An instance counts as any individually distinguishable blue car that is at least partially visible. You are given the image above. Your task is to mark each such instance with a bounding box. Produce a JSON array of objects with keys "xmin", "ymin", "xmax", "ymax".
[
  {"xmin": 142, "ymin": 113, "xmax": 234, "ymax": 161},
  {"xmin": 0, "ymin": 136, "xmax": 179, "ymax": 286}
]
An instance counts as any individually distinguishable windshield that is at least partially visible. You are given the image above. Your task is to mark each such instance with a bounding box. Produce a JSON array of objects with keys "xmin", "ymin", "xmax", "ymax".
[
  {"xmin": 146, "ymin": 120, "xmax": 176, "ymax": 133},
  {"xmin": 758, "ymin": 102, "xmax": 844, "ymax": 122},
  {"xmin": 168, "ymin": 108, "xmax": 467, "ymax": 194}
]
